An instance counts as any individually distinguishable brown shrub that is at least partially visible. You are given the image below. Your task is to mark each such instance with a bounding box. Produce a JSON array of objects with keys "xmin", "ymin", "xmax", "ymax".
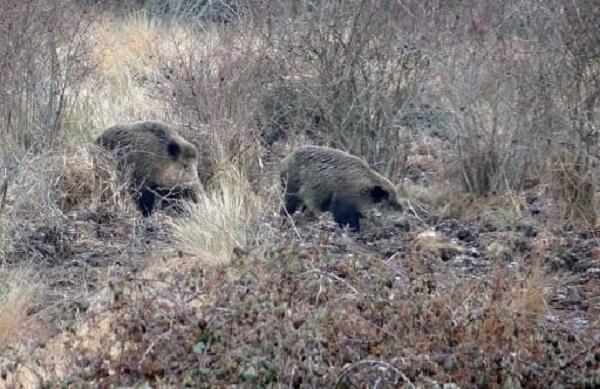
[{"xmin": 53, "ymin": 144, "xmax": 129, "ymax": 214}]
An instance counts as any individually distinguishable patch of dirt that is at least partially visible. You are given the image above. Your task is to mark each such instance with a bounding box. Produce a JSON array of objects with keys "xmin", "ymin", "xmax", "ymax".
[
  {"xmin": 9, "ymin": 208, "xmax": 167, "ymax": 268},
  {"xmin": 3, "ymin": 206, "xmax": 175, "ymax": 327},
  {"xmin": 276, "ymin": 204, "xmax": 598, "ymax": 311}
]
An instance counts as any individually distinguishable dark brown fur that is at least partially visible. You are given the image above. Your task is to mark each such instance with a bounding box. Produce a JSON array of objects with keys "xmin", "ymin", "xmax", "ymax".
[
  {"xmin": 279, "ymin": 145, "xmax": 403, "ymax": 232},
  {"xmin": 95, "ymin": 121, "xmax": 200, "ymax": 216}
]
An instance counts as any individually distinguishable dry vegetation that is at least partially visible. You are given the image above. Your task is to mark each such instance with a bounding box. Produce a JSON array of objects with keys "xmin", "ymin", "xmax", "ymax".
[{"xmin": 1, "ymin": 0, "xmax": 599, "ymax": 387}]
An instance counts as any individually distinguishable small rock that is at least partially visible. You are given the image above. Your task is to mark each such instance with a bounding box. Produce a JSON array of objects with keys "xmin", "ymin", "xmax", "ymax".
[{"xmin": 394, "ymin": 219, "xmax": 410, "ymax": 232}]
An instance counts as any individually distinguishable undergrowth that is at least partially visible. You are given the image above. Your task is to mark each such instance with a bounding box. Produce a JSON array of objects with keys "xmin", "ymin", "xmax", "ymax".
[{"xmin": 43, "ymin": 238, "xmax": 599, "ymax": 388}]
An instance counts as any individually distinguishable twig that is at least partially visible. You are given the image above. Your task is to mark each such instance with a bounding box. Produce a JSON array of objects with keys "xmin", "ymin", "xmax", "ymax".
[
  {"xmin": 335, "ymin": 359, "xmax": 415, "ymax": 388},
  {"xmin": 0, "ymin": 175, "xmax": 7, "ymax": 213},
  {"xmin": 302, "ymin": 268, "xmax": 360, "ymax": 295}
]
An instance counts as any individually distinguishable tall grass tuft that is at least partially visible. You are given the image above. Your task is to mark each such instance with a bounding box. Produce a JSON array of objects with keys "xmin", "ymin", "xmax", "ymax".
[{"xmin": 169, "ymin": 165, "xmax": 262, "ymax": 267}]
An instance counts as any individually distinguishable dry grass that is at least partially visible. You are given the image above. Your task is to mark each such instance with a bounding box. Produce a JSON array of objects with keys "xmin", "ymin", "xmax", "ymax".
[
  {"xmin": 409, "ymin": 182, "xmax": 532, "ymax": 226},
  {"xmin": 69, "ymin": 12, "xmax": 192, "ymax": 136},
  {"xmin": 402, "ymin": 181, "xmax": 463, "ymax": 215},
  {"xmin": 509, "ymin": 252, "xmax": 556, "ymax": 316},
  {"xmin": 168, "ymin": 165, "xmax": 263, "ymax": 268},
  {"xmin": 0, "ymin": 267, "xmax": 39, "ymax": 348}
]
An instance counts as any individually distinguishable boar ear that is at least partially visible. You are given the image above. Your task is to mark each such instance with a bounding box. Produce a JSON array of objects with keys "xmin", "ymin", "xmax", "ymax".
[{"xmin": 370, "ymin": 185, "xmax": 390, "ymax": 203}]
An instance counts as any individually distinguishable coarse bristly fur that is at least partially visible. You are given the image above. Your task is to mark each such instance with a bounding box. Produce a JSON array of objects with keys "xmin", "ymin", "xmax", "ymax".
[
  {"xmin": 279, "ymin": 145, "xmax": 404, "ymax": 233},
  {"xmin": 95, "ymin": 120, "xmax": 201, "ymax": 217}
]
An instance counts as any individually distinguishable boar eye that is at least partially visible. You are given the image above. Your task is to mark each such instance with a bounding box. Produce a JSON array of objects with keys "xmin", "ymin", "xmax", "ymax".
[{"xmin": 167, "ymin": 140, "xmax": 181, "ymax": 158}]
